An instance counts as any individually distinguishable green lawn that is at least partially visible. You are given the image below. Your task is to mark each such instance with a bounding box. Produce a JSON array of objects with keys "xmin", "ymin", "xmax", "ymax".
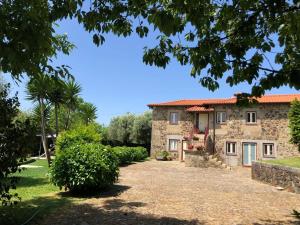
[
  {"xmin": 0, "ymin": 159, "xmax": 73, "ymax": 225},
  {"xmin": 263, "ymin": 157, "xmax": 300, "ymax": 168}
]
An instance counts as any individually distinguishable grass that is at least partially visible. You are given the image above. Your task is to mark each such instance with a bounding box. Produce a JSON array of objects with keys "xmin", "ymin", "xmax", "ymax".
[
  {"xmin": 0, "ymin": 159, "xmax": 74, "ymax": 225},
  {"xmin": 263, "ymin": 157, "xmax": 300, "ymax": 168},
  {"xmin": 12, "ymin": 159, "xmax": 58, "ymax": 200}
]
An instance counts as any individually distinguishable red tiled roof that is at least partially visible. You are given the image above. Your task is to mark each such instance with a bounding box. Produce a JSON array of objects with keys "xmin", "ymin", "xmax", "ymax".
[
  {"xmin": 148, "ymin": 94, "xmax": 300, "ymax": 107},
  {"xmin": 186, "ymin": 106, "xmax": 214, "ymax": 112}
]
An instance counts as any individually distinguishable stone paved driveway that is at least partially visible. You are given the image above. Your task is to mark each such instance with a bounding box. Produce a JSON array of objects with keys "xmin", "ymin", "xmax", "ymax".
[{"xmin": 42, "ymin": 160, "xmax": 300, "ymax": 225}]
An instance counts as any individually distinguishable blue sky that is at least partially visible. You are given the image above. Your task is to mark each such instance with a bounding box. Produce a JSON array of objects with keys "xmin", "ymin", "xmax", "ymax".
[{"xmin": 4, "ymin": 19, "xmax": 299, "ymax": 125}]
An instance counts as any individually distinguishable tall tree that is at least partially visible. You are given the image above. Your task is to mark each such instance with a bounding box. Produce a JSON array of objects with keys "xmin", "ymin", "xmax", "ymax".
[
  {"xmin": 108, "ymin": 113, "xmax": 135, "ymax": 145},
  {"xmin": 48, "ymin": 77, "xmax": 66, "ymax": 137},
  {"xmin": 1, "ymin": 1, "xmax": 299, "ymax": 97},
  {"xmin": 131, "ymin": 111, "xmax": 152, "ymax": 148},
  {"xmin": 64, "ymin": 80, "xmax": 82, "ymax": 130},
  {"xmin": 26, "ymin": 74, "xmax": 51, "ymax": 166},
  {"xmin": 79, "ymin": 101, "xmax": 97, "ymax": 125}
]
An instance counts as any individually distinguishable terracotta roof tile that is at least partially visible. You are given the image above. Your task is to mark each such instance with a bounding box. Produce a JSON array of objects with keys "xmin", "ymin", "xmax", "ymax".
[
  {"xmin": 148, "ymin": 94, "xmax": 300, "ymax": 107},
  {"xmin": 186, "ymin": 106, "xmax": 214, "ymax": 112}
]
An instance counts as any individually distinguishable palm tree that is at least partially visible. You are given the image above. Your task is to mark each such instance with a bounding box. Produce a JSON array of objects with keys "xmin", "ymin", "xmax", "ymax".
[
  {"xmin": 26, "ymin": 74, "xmax": 52, "ymax": 166},
  {"xmin": 80, "ymin": 102, "xmax": 97, "ymax": 125},
  {"xmin": 64, "ymin": 80, "xmax": 81, "ymax": 130},
  {"xmin": 48, "ymin": 77, "xmax": 66, "ymax": 137}
]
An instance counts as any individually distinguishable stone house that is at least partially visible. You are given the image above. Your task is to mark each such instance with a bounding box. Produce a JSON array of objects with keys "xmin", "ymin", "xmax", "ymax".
[{"xmin": 148, "ymin": 94, "xmax": 300, "ymax": 166}]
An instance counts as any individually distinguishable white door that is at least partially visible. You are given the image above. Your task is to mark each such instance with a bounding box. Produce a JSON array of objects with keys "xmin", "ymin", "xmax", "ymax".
[
  {"xmin": 182, "ymin": 141, "xmax": 188, "ymax": 161},
  {"xmin": 243, "ymin": 143, "xmax": 257, "ymax": 166},
  {"xmin": 199, "ymin": 114, "xmax": 208, "ymax": 133}
]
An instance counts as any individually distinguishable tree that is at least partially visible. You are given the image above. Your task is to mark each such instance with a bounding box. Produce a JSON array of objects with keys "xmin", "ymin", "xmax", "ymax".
[
  {"xmin": 14, "ymin": 110, "xmax": 40, "ymax": 155},
  {"xmin": 131, "ymin": 111, "xmax": 152, "ymax": 148},
  {"xmin": 26, "ymin": 74, "xmax": 52, "ymax": 166},
  {"xmin": 106, "ymin": 112, "xmax": 152, "ymax": 147},
  {"xmin": 108, "ymin": 113, "xmax": 135, "ymax": 145},
  {"xmin": 1, "ymin": 1, "xmax": 299, "ymax": 97},
  {"xmin": 48, "ymin": 77, "xmax": 66, "ymax": 137},
  {"xmin": 48, "ymin": 97, "xmax": 97, "ymax": 132},
  {"xmin": 79, "ymin": 102, "xmax": 97, "ymax": 125},
  {"xmin": 0, "ymin": 84, "xmax": 29, "ymax": 205},
  {"xmin": 289, "ymin": 99, "xmax": 300, "ymax": 151},
  {"xmin": 64, "ymin": 80, "xmax": 81, "ymax": 130}
]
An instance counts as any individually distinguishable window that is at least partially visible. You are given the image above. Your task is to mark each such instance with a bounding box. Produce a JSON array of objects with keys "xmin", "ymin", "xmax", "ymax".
[
  {"xmin": 216, "ymin": 112, "xmax": 226, "ymax": 124},
  {"xmin": 169, "ymin": 139, "xmax": 178, "ymax": 151},
  {"xmin": 169, "ymin": 112, "xmax": 179, "ymax": 124},
  {"xmin": 263, "ymin": 143, "xmax": 275, "ymax": 157},
  {"xmin": 246, "ymin": 112, "xmax": 257, "ymax": 123},
  {"xmin": 226, "ymin": 142, "xmax": 237, "ymax": 155}
]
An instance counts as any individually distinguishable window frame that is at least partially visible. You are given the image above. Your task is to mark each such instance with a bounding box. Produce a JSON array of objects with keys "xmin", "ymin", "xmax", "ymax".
[
  {"xmin": 226, "ymin": 142, "xmax": 237, "ymax": 156},
  {"xmin": 263, "ymin": 143, "xmax": 275, "ymax": 158},
  {"xmin": 216, "ymin": 111, "xmax": 227, "ymax": 124},
  {"xmin": 169, "ymin": 112, "xmax": 179, "ymax": 125},
  {"xmin": 169, "ymin": 139, "xmax": 179, "ymax": 152},
  {"xmin": 246, "ymin": 111, "xmax": 257, "ymax": 124}
]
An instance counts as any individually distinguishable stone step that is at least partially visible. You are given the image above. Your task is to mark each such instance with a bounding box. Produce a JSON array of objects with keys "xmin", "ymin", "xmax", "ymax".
[
  {"xmin": 209, "ymin": 158, "xmax": 218, "ymax": 162},
  {"xmin": 221, "ymin": 164, "xmax": 227, "ymax": 168}
]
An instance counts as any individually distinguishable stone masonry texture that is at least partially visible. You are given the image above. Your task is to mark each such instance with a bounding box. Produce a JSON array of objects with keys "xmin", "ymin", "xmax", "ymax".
[
  {"xmin": 150, "ymin": 103, "xmax": 300, "ymax": 166},
  {"xmin": 252, "ymin": 161, "xmax": 300, "ymax": 193}
]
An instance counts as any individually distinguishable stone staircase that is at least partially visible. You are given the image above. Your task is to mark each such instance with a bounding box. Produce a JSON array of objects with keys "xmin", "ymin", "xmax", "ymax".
[
  {"xmin": 208, "ymin": 155, "xmax": 232, "ymax": 170},
  {"xmin": 191, "ymin": 133, "xmax": 205, "ymax": 150}
]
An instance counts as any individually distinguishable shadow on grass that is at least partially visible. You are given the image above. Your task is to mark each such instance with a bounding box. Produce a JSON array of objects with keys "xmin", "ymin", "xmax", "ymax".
[
  {"xmin": 0, "ymin": 184, "xmax": 130, "ymax": 225},
  {"xmin": 0, "ymin": 195, "xmax": 71, "ymax": 225},
  {"xmin": 14, "ymin": 176, "xmax": 49, "ymax": 188}
]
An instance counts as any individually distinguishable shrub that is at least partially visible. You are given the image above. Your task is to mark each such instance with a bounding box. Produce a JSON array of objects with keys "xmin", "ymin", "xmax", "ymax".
[
  {"xmin": 111, "ymin": 146, "xmax": 148, "ymax": 165},
  {"xmin": 56, "ymin": 124, "xmax": 101, "ymax": 151},
  {"xmin": 155, "ymin": 150, "xmax": 170, "ymax": 161},
  {"xmin": 131, "ymin": 146, "xmax": 148, "ymax": 161},
  {"xmin": 50, "ymin": 143, "xmax": 119, "ymax": 193}
]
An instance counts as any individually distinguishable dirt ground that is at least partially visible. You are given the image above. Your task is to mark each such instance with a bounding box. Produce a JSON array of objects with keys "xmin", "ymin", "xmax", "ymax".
[{"xmin": 41, "ymin": 160, "xmax": 300, "ymax": 225}]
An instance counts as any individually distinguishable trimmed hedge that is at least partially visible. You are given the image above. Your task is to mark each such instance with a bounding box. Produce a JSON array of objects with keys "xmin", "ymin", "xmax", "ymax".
[
  {"xmin": 111, "ymin": 146, "xmax": 148, "ymax": 165},
  {"xmin": 51, "ymin": 143, "xmax": 119, "ymax": 193}
]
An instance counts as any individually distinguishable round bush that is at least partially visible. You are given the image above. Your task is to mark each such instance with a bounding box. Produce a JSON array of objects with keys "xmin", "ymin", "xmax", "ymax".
[
  {"xmin": 56, "ymin": 124, "xmax": 101, "ymax": 151},
  {"xmin": 51, "ymin": 143, "xmax": 119, "ymax": 193}
]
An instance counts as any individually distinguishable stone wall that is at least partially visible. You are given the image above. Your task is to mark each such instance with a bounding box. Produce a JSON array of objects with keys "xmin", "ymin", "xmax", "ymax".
[
  {"xmin": 184, "ymin": 150, "xmax": 217, "ymax": 168},
  {"xmin": 150, "ymin": 103, "xmax": 300, "ymax": 164},
  {"xmin": 252, "ymin": 161, "xmax": 300, "ymax": 193},
  {"xmin": 214, "ymin": 103, "xmax": 299, "ymax": 166},
  {"xmin": 150, "ymin": 106, "xmax": 194, "ymax": 158}
]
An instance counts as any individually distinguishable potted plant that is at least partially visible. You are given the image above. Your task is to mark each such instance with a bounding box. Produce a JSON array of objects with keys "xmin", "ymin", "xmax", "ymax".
[
  {"xmin": 196, "ymin": 145, "xmax": 205, "ymax": 151},
  {"xmin": 155, "ymin": 150, "xmax": 170, "ymax": 161}
]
